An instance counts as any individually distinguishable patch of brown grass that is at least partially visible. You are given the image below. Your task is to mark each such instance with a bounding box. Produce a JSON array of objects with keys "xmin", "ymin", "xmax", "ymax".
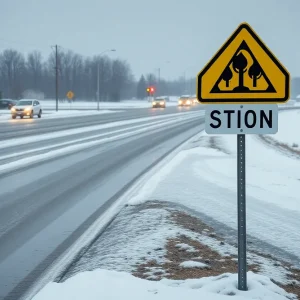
[
  {"xmin": 131, "ymin": 202, "xmax": 300, "ymax": 298},
  {"xmin": 133, "ymin": 235, "xmax": 259, "ymax": 281},
  {"xmin": 169, "ymin": 210, "xmax": 224, "ymax": 241}
]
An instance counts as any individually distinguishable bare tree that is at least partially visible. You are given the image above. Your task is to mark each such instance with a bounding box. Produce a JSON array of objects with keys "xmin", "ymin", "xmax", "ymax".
[
  {"xmin": 82, "ymin": 57, "xmax": 93, "ymax": 100},
  {"xmin": 0, "ymin": 49, "xmax": 25, "ymax": 98},
  {"xmin": 70, "ymin": 53, "xmax": 83, "ymax": 98},
  {"xmin": 145, "ymin": 73, "xmax": 157, "ymax": 86},
  {"xmin": 27, "ymin": 50, "xmax": 43, "ymax": 90},
  {"xmin": 0, "ymin": 47, "xmax": 142, "ymax": 101},
  {"xmin": 109, "ymin": 59, "xmax": 132, "ymax": 101}
]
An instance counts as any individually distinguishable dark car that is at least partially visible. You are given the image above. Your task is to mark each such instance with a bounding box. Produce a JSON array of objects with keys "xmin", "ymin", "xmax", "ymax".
[
  {"xmin": 0, "ymin": 99, "xmax": 17, "ymax": 109},
  {"xmin": 152, "ymin": 97, "xmax": 166, "ymax": 108}
]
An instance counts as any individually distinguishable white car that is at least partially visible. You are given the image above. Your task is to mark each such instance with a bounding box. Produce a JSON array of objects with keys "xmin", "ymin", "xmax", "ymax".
[{"xmin": 11, "ymin": 99, "xmax": 42, "ymax": 119}]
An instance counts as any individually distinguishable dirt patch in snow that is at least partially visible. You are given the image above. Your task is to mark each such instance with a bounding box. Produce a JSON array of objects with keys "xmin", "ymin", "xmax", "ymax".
[
  {"xmin": 170, "ymin": 211, "xmax": 224, "ymax": 241},
  {"xmin": 133, "ymin": 211, "xmax": 259, "ymax": 281},
  {"xmin": 131, "ymin": 202, "xmax": 300, "ymax": 298}
]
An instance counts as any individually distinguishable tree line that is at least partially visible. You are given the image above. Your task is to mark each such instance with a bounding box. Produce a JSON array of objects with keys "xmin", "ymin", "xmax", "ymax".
[
  {"xmin": 0, "ymin": 48, "xmax": 134, "ymax": 102},
  {"xmin": 136, "ymin": 74, "xmax": 196, "ymax": 99},
  {"xmin": 0, "ymin": 47, "xmax": 196, "ymax": 102}
]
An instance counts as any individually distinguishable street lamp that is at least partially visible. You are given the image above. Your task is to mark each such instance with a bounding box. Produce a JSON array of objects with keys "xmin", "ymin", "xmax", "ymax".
[
  {"xmin": 183, "ymin": 66, "xmax": 194, "ymax": 95},
  {"xmin": 97, "ymin": 49, "xmax": 116, "ymax": 110},
  {"xmin": 155, "ymin": 61, "xmax": 170, "ymax": 96}
]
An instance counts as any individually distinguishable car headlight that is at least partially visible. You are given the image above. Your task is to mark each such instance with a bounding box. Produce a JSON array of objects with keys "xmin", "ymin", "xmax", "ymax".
[
  {"xmin": 24, "ymin": 107, "xmax": 31, "ymax": 111},
  {"xmin": 160, "ymin": 101, "xmax": 164, "ymax": 105},
  {"xmin": 11, "ymin": 107, "xmax": 16, "ymax": 112},
  {"xmin": 187, "ymin": 100, "xmax": 191, "ymax": 104},
  {"xmin": 152, "ymin": 102, "xmax": 156, "ymax": 105},
  {"xmin": 178, "ymin": 100, "xmax": 182, "ymax": 104}
]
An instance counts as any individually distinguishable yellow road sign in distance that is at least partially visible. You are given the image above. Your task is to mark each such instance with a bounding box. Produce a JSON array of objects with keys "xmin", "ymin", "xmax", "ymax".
[
  {"xmin": 197, "ymin": 23, "xmax": 290, "ymax": 104},
  {"xmin": 66, "ymin": 90, "xmax": 74, "ymax": 99}
]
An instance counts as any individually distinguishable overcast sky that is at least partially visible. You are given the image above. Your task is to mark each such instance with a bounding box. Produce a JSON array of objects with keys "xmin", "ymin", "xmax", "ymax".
[{"xmin": 1, "ymin": 0, "xmax": 299, "ymax": 80}]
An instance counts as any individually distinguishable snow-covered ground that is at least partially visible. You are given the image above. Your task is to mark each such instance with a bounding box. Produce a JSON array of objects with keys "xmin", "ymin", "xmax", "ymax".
[
  {"xmin": 33, "ymin": 269, "xmax": 294, "ymax": 300},
  {"xmin": 0, "ymin": 109, "xmax": 120, "ymax": 122},
  {"xmin": 39, "ymin": 98, "xmax": 180, "ymax": 109},
  {"xmin": 269, "ymin": 110, "xmax": 300, "ymax": 147},
  {"xmin": 129, "ymin": 119, "xmax": 300, "ymax": 259}
]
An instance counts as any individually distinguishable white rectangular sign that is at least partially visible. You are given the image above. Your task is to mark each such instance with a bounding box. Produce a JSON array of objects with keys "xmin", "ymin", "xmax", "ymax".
[{"xmin": 205, "ymin": 104, "xmax": 278, "ymax": 134}]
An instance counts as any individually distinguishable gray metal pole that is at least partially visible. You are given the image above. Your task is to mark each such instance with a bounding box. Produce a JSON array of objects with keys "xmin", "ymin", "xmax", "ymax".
[
  {"xmin": 237, "ymin": 133, "xmax": 247, "ymax": 291},
  {"xmin": 158, "ymin": 68, "xmax": 160, "ymax": 96},
  {"xmin": 55, "ymin": 45, "xmax": 58, "ymax": 112},
  {"xmin": 97, "ymin": 62, "xmax": 100, "ymax": 111}
]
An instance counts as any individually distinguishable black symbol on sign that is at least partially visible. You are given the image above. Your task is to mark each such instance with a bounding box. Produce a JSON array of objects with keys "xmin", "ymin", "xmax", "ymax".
[{"xmin": 211, "ymin": 41, "xmax": 276, "ymax": 94}]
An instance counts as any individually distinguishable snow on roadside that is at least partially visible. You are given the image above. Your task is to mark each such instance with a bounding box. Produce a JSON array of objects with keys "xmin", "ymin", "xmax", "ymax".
[
  {"xmin": 32, "ymin": 200, "xmax": 298, "ymax": 300},
  {"xmin": 0, "ymin": 109, "xmax": 120, "ymax": 121},
  {"xmin": 127, "ymin": 126, "xmax": 300, "ymax": 260},
  {"xmin": 39, "ymin": 99, "xmax": 179, "ymax": 109},
  {"xmin": 32, "ymin": 268, "xmax": 295, "ymax": 300},
  {"xmin": 196, "ymin": 133, "xmax": 300, "ymax": 212},
  {"xmin": 61, "ymin": 200, "xmax": 298, "ymax": 287},
  {"xmin": 268, "ymin": 110, "xmax": 300, "ymax": 148}
]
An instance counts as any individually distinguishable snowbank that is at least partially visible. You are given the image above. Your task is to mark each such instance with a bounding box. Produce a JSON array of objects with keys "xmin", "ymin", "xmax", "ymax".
[
  {"xmin": 32, "ymin": 269, "xmax": 294, "ymax": 300},
  {"xmin": 39, "ymin": 98, "xmax": 179, "ymax": 109},
  {"xmin": 270, "ymin": 110, "xmax": 300, "ymax": 147},
  {"xmin": 128, "ymin": 119, "xmax": 300, "ymax": 259},
  {"xmin": 0, "ymin": 109, "xmax": 119, "ymax": 122}
]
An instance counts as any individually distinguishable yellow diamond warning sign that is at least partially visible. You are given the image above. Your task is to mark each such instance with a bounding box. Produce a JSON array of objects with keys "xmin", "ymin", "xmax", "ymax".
[
  {"xmin": 66, "ymin": 90, "xmax": 74, "ymax": 99},
  {"xmin": 197, "ymin": 23, "xmax": 290, "ymax": 104}
]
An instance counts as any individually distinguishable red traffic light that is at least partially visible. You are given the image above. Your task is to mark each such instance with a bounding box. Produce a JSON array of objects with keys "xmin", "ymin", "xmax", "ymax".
[{"xmin": 146, "ymin": 86, "xmax": 155, "ymax": 94}]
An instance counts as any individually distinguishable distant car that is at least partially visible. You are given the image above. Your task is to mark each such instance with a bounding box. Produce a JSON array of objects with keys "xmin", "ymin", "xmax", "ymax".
[
  {"xmin": 11, "ymin": 99, "xmax": 42, "ymax": 119},
  {"xmin": 0, "ymin": 99, "xmax": 17, "ymax": 109},
  {"xmin": 152, "ymin": 97, "xmax": 166, "ymax": 108},
  {"xmin": 178, "ymin": 96, "xmax": 192, "ymax": 106},
  {"xmin": 190, "ymin": 95, "xmax": 198, "ymax": 105}
]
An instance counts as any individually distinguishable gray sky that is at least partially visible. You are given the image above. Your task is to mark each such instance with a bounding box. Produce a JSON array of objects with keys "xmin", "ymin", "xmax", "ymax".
[{"xmin": 1, "ymin": 0, "xmax": 299, "ymax": 80}]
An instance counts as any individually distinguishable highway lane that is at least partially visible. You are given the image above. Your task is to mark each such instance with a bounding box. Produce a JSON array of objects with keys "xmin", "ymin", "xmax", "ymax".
[
  {"xmin": 0, "ymin": 110, "xmax": 203, "ymax": 169},
  {"xmin": 0, "ymin": 105, "xmax": 205, "ymax": 140},
  {"xmin": 0, "ymin": 111, "xmax": 205, "ymax": 300}
]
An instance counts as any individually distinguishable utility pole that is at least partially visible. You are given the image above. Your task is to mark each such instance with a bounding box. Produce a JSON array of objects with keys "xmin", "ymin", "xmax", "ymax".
[
  {"xmin": 183, "ymin": 71, "xmax": 186, "ymax": 94},
  {"xmin": 97, "ymin": 63, "xmax": 100, "ymax": 110},
  {"xmin": 55, "ymin": 45, "xmax": 58, "ymax": 111},
  {"xmin": 96, "ymin": 49, "xmax": 116, "ymax": 111},
  {"xmin": 158, "ymin": 68, "xmax": 160, "ymax": 96}
]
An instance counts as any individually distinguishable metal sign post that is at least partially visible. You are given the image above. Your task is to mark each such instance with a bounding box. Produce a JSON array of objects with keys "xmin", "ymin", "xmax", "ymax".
[
  {"xmin": 237, "ymin": 133, "xmax": 247, "ymax": 290},
  {"xmin": 197, "ymin": 22, "xmax": 290, "ymax": 292}
]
